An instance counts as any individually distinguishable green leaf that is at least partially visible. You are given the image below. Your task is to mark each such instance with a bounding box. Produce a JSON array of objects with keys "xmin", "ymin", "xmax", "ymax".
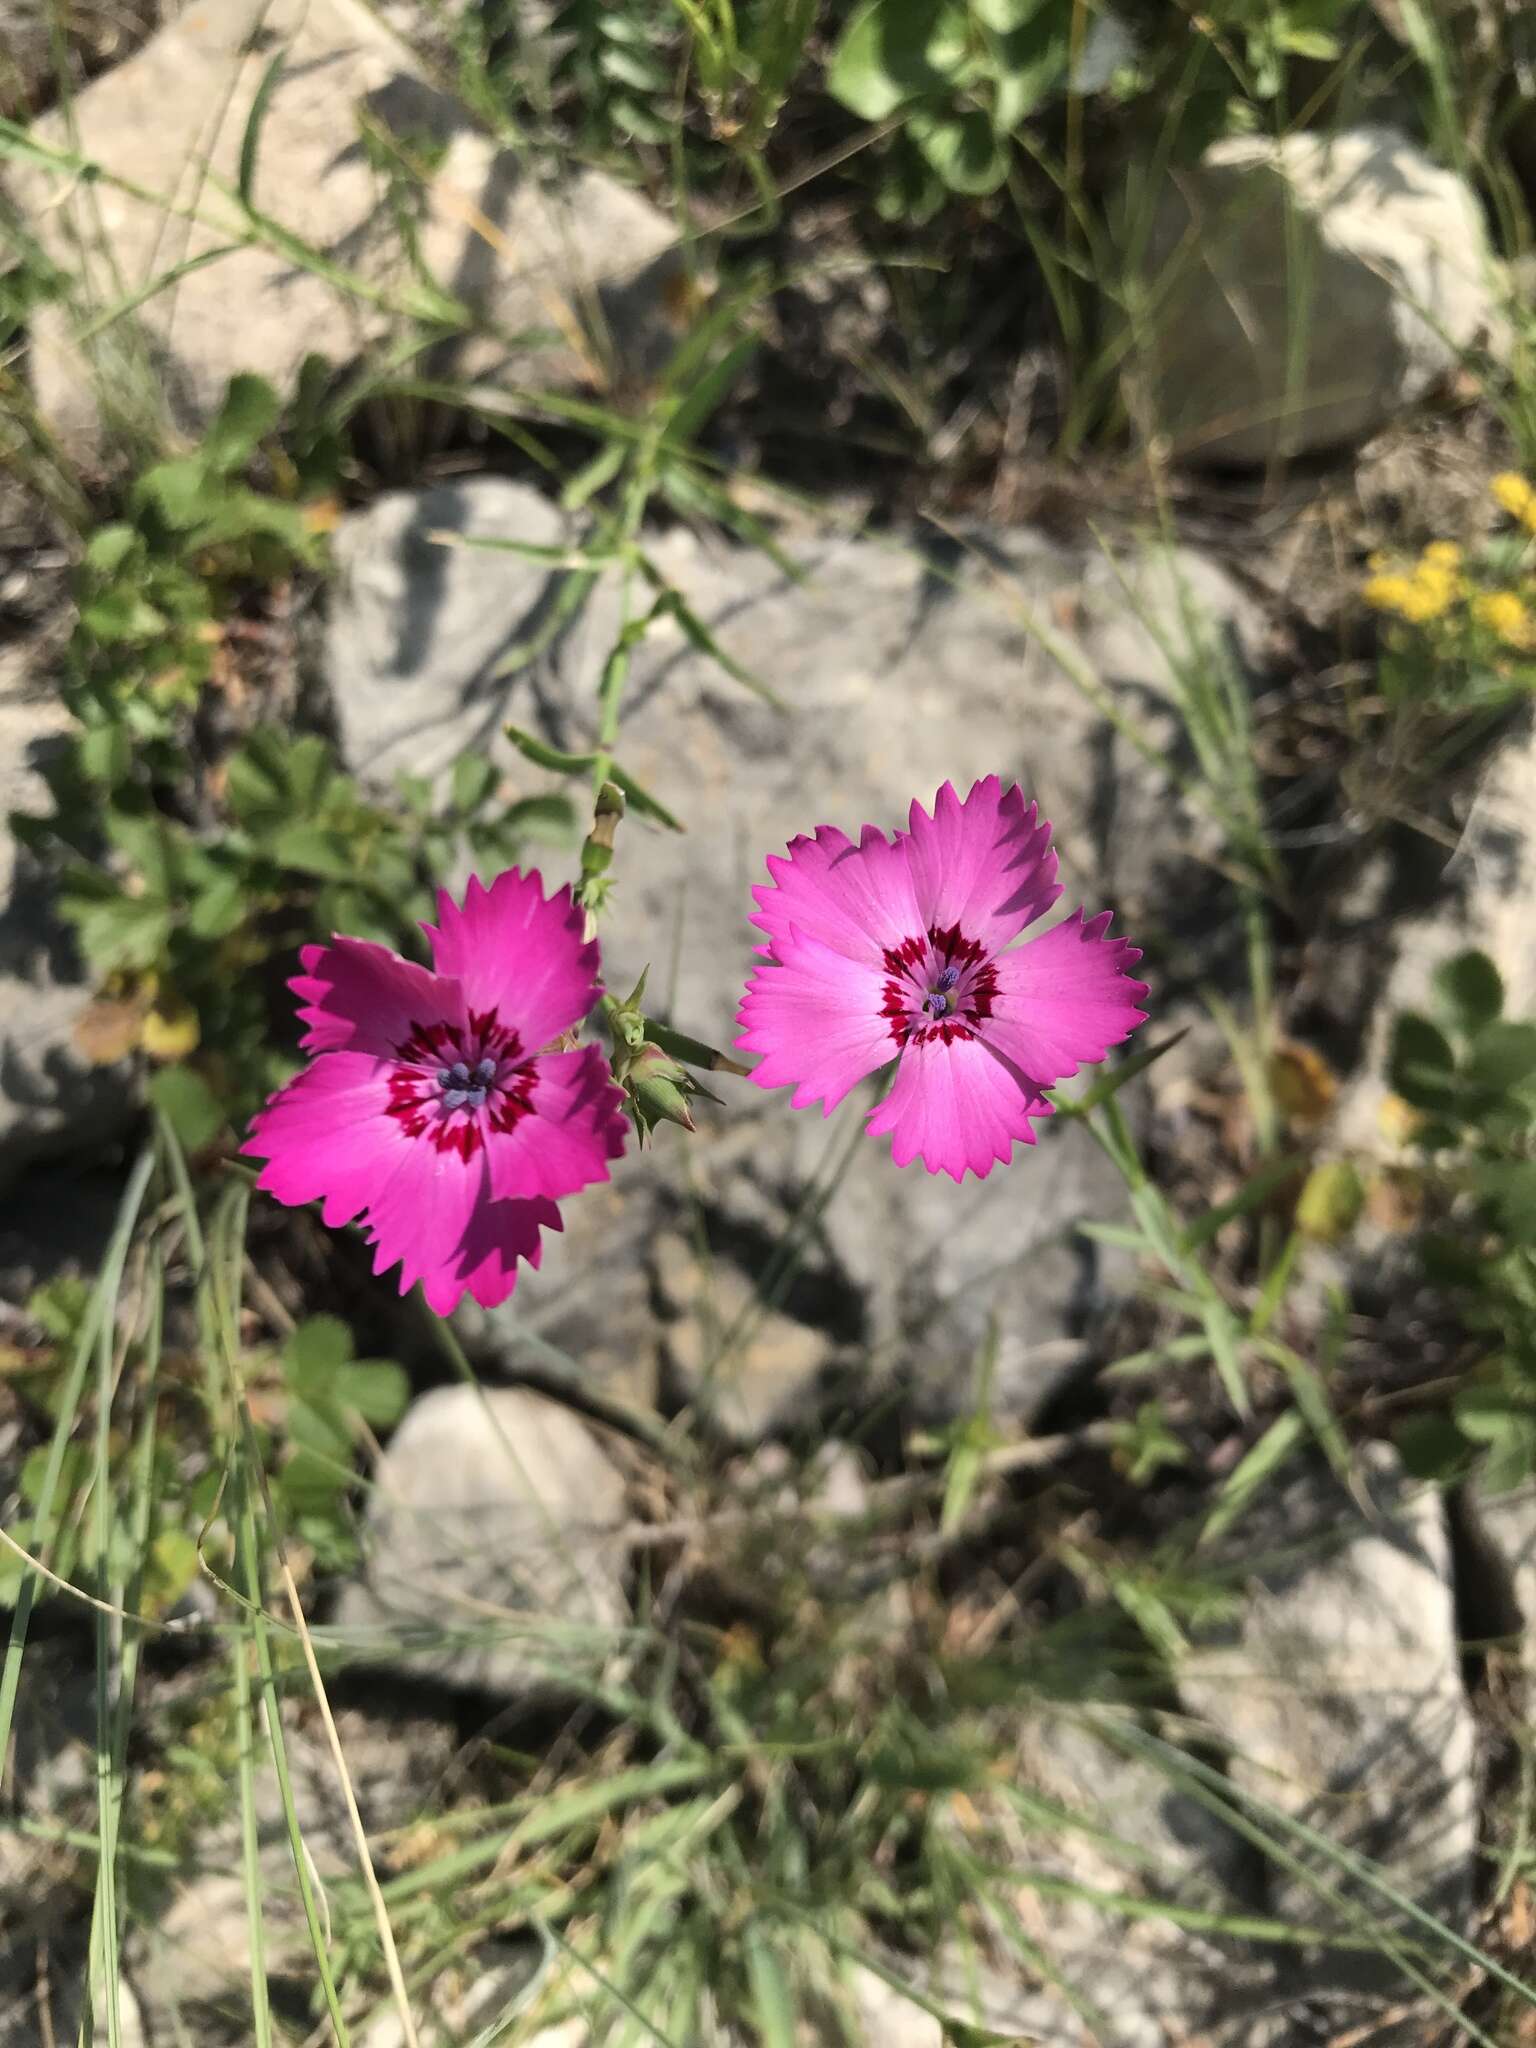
[
  {"xmin": 744, "ymin": 1931, "xmax": 797, "ymax": 2048},
  {"xmin": 1052, "ymin": 1028, "xmax": 1189, "ymax": 1120},
  {"xmin": 267, "ymin": 822, "xmax": 356, "ymax": 880},
  {"xmin": 148, "ymin": 1068, "xmax": 225, "ymax": 1152},
  {"xmin": 238, "ymin": 49, "xmax": 287, "ymax": 208},
  {"xmin": 146, "ymin": 1526, "xmax": 200, "ymax": 1608},
  {"xmin": 63, "ymin": 889, "xmax": 173, "ymax": 973},
  {"xmin": 1393, "ymin": 1413, "xmax": 1469, "ymax": 1483},
  {"xmin": 201, "ymin": 373, "xmax": 281, "ymax": 475},
  {"xmin": 913, "ymin": 111, "xmax": 1008, "ymax": 200},
  {"xmin": 452, "ymin": 752, "xmax": 499, "ymax": 815},
  {"xmin": 1386, "ymin": 1011, "xmax": 1457, "ymax": 1115},
  {"xmin": 194, "ymin": 488, "xmax": 313, "ymax": 554},
  {"xmin": 284, "ymin": 1314, "xmax": 353, "ymax": 1390},
  {"xmin": 1199, "ymin": 1409, "xmax": 1308, "ymax": 1548},
  {"xmin": 187, "ymin": 872, "xmax": 248, "ymax": 939},
  {"xmin": 135, "ymin": 457, "xmax": 212, "ymax": 532},
  {"xmin": 1278, "ymin": 27, "xmax": 1340, "ymax": 58},
  {"xmin": 503, "ymin": 724, "xmax": 684, "ymax": 830},
  {"xmin": 826, "ymin": 0, "xmax": 971, "ymax": 120},
  {"xmin": 1433, "ymin": 949, "xmax": 1504, "ymax": 1035},
  {"xmin": 278, "ymin": 1440, "xmax": 349, "ymax": 1514},
  {"xmin": 83, "ymin": 522, "xmax": 139, "ymax": 575},
  {"xmin": 1294, "ymin": 1160, "xmax": 1364, "ymax": 1243},
  {"xmin": 1467, "ymin": 1021, "xmax": 1536, "ymax": 1093},
  {"xmin": 1471, "ymin": 1160, "xmax": 1536, "ymax": 1245},
  {"xmin": 332, "ymin": 1359, "xmax": 409, "ymax": 1427},
  {"xmin": 79, "ymin": 590, "xmax": 166, "ymax": 643},
  {"xmin": 1454, "ymin": 1385, "xmax": 1536, "ymax": 1446},
  {"xmin": 79, "ymin": 723, "xmax": 131, "ymax": 786},
  {"xmin": 990, "ymin": 6, "xmax": 1072, "ymax": 129}
]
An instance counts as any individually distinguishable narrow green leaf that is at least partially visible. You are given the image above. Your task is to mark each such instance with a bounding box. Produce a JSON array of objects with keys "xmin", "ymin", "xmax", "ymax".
[
  {"xmin": 1052, "ymin": 1029, "xmax": 1188, "ymax": 1118},
  {"xmin": 239, "ymin": 50, "xmax": 288, "ymax": 207},
  {"xmin": 745, "ymin": 1930, "xmax": 798, "ymax": 2048},
  {"xmin": 1199, "ymin": 1410, "xmax": 1308, "ymax": 1547},
  {"xmin": 503, "ymin": 725, "xmax": 684, "ymax": 829}
]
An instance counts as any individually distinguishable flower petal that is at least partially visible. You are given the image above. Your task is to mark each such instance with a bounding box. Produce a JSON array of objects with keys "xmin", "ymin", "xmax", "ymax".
[
  {"xmin": 984, "ymin": 910, "xmax": 1148, "ymax": 1088},
  {"xmin": 423, "ymin": 869, "xmax": 601, "ymax": 1049},
  {"xmin": 486, "ymin": 1046, "xmax": 630, "ymax": 1204},
  {"xmin": 243, "ymin": 1050, "xmax": 559, "ymax": 1316},
  {"xmin": 243, "ymin": 1052, "xmax": 402, "ymax": 1227},
  {"xmin": 736, "ymin": 927, "xmax": 895, "ymax": 1113},
  {"xmin": 360, "ymin": 1136, "xmax": 559, "ymax": 1316},
  {"xmin": 902, "ymin": 778, "xmax": 1061, "ymax": 954},
  {"xmin": 750, "ymin": 822, "xmax": 925, "ymax": 964},
  {"xmin": 865, "ymin": 1032, "xmax": 1051, "ymax": 1181},
  {"xmin": 290, "ymin": 939, "xmax": 465, "ymax": 1059}
]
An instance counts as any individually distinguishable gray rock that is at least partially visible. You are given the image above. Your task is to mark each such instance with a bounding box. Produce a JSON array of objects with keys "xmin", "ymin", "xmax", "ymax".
[
  {"xmin": 1132, "ymin": 127, "xmax": 1501, "ymax": 466},
  {"xmin": 337, "ymin": 1384, "xmax": 630, "ymax": 1694},
  {"xmin": 7, "ymin": 0, "xmax": 682, "ymax": 459},
  {"xmin": 652, "ymin": 1225, "xmax": 833, "ymax": 1442},
  {"xmin": 129, "ymin": 1697, "xmax": 459, "ymax": 2026},
  {"xmin": 0, "ymin": 676, "xmax": 136, "ymax": 1191},
  {"xmin": 916, "ymin": 1710, "xmax": 1280, "ymax": 2048},
  {"xmin": 1180, "ymin": 1446, "xmax": 1478, "ymax": 1944},
  {"xmin": 326, "ymin": 478, "xmax": 1262, "ymax": 1426},
  {"xmin": 359, "ymin": 1941, "xmax": 555, "ymax": 2048}
]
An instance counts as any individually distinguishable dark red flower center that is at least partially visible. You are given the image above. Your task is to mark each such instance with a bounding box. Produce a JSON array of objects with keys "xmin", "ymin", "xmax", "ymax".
[
  {"xmin": 384, "ymin": 1009, "xmax": 535, "ymax": 1161},
  {"xmin": 881, "ymin": 924, "xmax": 997, "ymax": 1049}
]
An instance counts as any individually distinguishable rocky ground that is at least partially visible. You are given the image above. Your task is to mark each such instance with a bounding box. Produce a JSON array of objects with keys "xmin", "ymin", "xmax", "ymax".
[{"xmin": 4, "ymin": 2, "xmax": 1536, "ymax": 2045}]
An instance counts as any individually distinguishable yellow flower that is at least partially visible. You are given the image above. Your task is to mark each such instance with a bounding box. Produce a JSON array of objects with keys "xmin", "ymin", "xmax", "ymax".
[
  {"xmin": 1422, "ymin": 540, "xmax": 1462, "ymax": 568},
  {"xmin": 1397, "ymin": 564, "xmax": 1458, "ymax": 622},
  {"xmin": 1473, "ymin": 589, "xmax": 1536, "ymax": 649},
  {"xmin": 1362, "ymin": 572, "xmax": 1416, "ymax": 615},
  {"xmin": 1492, "ymin": 471, "xmax": 1536, "ymax": 531}
]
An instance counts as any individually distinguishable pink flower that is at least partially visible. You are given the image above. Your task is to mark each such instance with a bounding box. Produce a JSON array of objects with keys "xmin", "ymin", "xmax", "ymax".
[
  {"xmin": 735, "ymin": 778, "xmax": 1148, "ymax": 1182},
  {"xmin": 244, "ymin": 871, "xmax": 628, "ymax": 1316}
]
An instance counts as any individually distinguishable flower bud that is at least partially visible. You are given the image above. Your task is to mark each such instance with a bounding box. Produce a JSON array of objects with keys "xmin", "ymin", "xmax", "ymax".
[{"xmin": 627, "ymin": 1041, "xmax": 697, "ymax": 1137}]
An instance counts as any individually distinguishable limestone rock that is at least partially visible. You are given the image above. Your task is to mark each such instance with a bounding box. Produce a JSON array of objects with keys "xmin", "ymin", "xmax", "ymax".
[
  {"xmin": 1133, "ymin": 127, "xmax": 1501, "ymax": 466},
  {"xmin": 7, "ymin": 0, "xmax": 682, "ymax": 459},
  {"xmin": 919, "ymin": 1711, "xmax": 1278, "ymax": 2048},
  {"xmin": 652, "ymin": 1226, "xmax": 833, "ymax": 1440},
  {"xmin": 129, "ymin": 1698, "xmax": 460, "ymax": 2026},
  {"xmin": 1180, "ymin": 1445, "xmax": 1478, "ymax": 1938},
  {"xmin": 337, "ymin": 1385, "xmax": 630, "ymax": 1694}
]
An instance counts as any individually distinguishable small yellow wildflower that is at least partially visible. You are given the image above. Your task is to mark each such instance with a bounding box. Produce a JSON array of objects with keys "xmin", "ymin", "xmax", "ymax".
[
  {"xmin": 1473, "ymin": 589, "xmax": 1536, "ymax": 649},
  {"xmin": 1492, "ymin": 471, "xmax": 1536, "ymax": 531},
  {"xmin": 1362, "ymin": 572, "xmax": 1416, "ymax": 615},
  {"xmin": 1389, "ymin": 561, "xmax": 1459, "ymax": 623},
  {"xmin": 1422, "ymin": 540, "xmax": 1463, "ymax": 569}
]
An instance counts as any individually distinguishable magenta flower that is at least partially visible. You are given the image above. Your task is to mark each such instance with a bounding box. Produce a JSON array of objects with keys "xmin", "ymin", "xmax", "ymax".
[
  {"xmin": 244, "ymin": 871, "xmax": 628, "ymax": 1316},
  {"xmin": 736, "ymin": 778, "xmax": 1148, "ymax": 1182}
]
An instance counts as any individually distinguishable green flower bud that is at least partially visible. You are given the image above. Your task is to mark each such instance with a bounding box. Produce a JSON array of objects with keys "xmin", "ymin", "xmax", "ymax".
[{"xmin": 628, "ymin": 1041, "xmax": 697, "ymax": 1138}]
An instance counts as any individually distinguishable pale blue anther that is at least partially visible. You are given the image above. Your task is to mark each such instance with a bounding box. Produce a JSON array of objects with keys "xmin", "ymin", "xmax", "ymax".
[
  {"xmin": 437, "ymin": 1056, "xmax": 494, "ymax": 1113},
  {"xmin": 923, "ymin": 963, "xmax": 962, "ymax": 1017}
]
